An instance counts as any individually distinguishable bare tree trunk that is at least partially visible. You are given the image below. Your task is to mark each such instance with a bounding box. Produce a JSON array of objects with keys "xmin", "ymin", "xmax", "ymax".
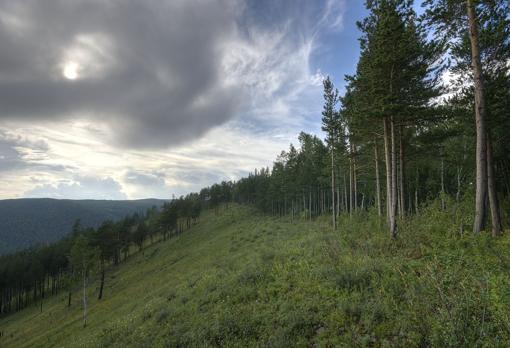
[
  {"xmin": 336, "ymin": 185, "xmax": 340, "ymax": 216},
  {"xmin": 383, "ymin": 118, "xmax": 392, "ymax": 226},
  {"xmin": 303, "ymin": 193, "xmax": 306, "ymax": 218},
  {"xmin": 456, "ymin": 165, "xmax": 462, "ymax": 204},
  {"xmin": 291, "ymin": 200, "xmax": 294, "ymax": 222},
  {"xmin": 399, "ymin": 126, "xmax": 406, "ymax": 217},
  {"xmin": 321, "ymin": 189, "xmax": 325, "ymax": 215},
  {"xmin": 467, "ymin": 0, "xmax": 488, "ymax": 234},
  {"xmin": 319, "ymin": 188, "xmax": 322, "ymax": 215},
  {"xmin": 83, "ymin": 274, "xmax": 88, "ymax": 328},
  {"xmin": 309, "ymin": 189, "xmax": 312, "ymax": 221},
  {"xmin": 98, "ymin": 259, "xmax": 105, "ymax": 300},
  {"xmin": 354, "ymin": 159, "xmax": 358, "ymax": 213},
  {"xmin": 487, "ymin": 136, "xmax": 502, "ymax": 236},
  {"xmin": 344, "ymin": 173, "xmax": 348, "ymax": 214},
  {"xmin": 390, "ymin": 117, "xmax": 398, "ymax": 239},
  {"xmin": 502, "ymin": 160, "xmax": 510, "ymax": 197},
  {"xmin": 331, "ymin": 148, "xmax": 336, "ymax": 229},
  {"xmin": 374, "ymin": 140, "xmax": 382, "ymax": 217},
  {"xmin": 415, "ymin": 167, "xmax": 419, "ymax": 214},
  {"xmin": 408, "ymin": 183, "xmax": 412, "ymax": 215},
  {"xmin": 503, "ymin": 162, "xmax": 509, "ymax": 196},
  {"xmin": 349, "ymin": 158, "xmax": 353, "ymax": 217},
  {"xmin": 440, "ymin": 156, "xmax": 446, "ymax": 210}
]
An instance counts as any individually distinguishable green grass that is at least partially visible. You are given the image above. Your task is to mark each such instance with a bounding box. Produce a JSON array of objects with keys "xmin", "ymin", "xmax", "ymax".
[{"xmin": 1, "ymin": 203, "xmax": 510, "ymax": 347}]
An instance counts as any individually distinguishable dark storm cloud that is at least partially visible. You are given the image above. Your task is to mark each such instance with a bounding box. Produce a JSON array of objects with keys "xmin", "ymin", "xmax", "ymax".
[{"xmin": 0, "ymin": 0, "xmax": 243, "ymax": 148}]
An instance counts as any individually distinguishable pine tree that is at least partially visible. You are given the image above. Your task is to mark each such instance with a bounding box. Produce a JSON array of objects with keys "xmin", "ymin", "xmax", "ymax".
[
  {"xmin": 424, "ymin": 0, "xmax": 508, "ymax": 235},
  {"xmin": 321, "ymin": 76, "xmax": 341, "ymax": 229},
  {"xmin": 350, "ymin": 0, "xmax": 442, "ymax": 239}
]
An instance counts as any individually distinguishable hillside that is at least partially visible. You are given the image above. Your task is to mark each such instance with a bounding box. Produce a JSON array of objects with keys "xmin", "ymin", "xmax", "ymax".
[
  {"xmin": 0, "ymin": 198, "xmax": 166, "ymax": 255},
  {"xmin": 1, "ymin": 204, "xmax": 509, "ymax": 347}
]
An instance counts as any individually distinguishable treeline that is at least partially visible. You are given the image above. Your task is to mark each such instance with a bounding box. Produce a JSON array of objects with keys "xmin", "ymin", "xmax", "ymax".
[
  {"xmin": 0, "ymin": 194, "xmax": 202, "ymax": 323},
  {"xmin": 230, "ymin": 0, "xmax": 509, "ymax": 238}
]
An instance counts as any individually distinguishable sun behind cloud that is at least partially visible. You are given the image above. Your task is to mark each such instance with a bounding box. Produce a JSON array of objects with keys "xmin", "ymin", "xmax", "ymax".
[{"xmin": 62, "ymin": 61, "xmax": 79, "ymax": 80}]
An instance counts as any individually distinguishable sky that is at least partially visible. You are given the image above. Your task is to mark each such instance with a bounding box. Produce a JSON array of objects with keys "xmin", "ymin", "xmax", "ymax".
[{"xmin": 0, "ymin": 0, "xmax": 372, "ymax": 200}]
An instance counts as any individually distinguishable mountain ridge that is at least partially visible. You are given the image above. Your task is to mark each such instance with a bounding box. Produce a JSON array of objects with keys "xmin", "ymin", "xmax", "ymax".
[{"xmin": 0, "ymin": 198, "xmax": 168, "ymax": 255}]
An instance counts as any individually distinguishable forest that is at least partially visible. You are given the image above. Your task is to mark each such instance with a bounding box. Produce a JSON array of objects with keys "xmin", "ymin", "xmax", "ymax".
[
  {"xmin": 1, "ymin": 0, "xmax": 509, "ymax": 337},
  {"xmin": 0, "ymin": 198, "xmax": 166, "ymax": 255}
]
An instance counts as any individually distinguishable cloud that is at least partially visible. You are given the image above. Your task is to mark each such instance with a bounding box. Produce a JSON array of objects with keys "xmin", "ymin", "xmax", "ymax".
[
  {"xmin": 0, "ymin": 0, "xmax": 243, "ymax": 149},
  {"xmin": 0, "ymin": 0, "xmax": 348, "ymax": 199},
  {"xmin": 0, "ymin": 136, "xmax": 26, "ymax": 171},
  {"xmin": 0, "ymin": 129, "xmax": 61, "ymax": 172},
  {"xmin": 25, "ymin": 175, "xmax": 127, "ymax": 200},
  {"xmin": 123, "ymin": 170, "xmax": 172, "ymax": 199},
  {"xmin": 0, "ymin": 0, "xmax": 342, "ymax": 150},
  {"xmin": 318, "ymin": 0, "xmax": 346, "ymax": 31}
]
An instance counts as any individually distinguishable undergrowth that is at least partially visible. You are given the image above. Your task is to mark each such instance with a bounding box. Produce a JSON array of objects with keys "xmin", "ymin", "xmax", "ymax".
[{"xmin": 1, "ymin": 200, "xmax": 509, "ymax": 347}]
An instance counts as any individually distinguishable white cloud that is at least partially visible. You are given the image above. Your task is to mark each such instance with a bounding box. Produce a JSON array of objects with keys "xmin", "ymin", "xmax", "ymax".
[
  {"xmin": 318, "ymin": 0, "xmax": 346, "ymax": 31},
  {"xmin": 25, "ymin": 176, "xmax": 127, "ymax": 200},
  {"xmin": 1, "ymin": 120, "xmax": 294, "ymax": 199},
  {"xmin": 0, "ymin": 0, "xmax": 346, "ymax": 200}
]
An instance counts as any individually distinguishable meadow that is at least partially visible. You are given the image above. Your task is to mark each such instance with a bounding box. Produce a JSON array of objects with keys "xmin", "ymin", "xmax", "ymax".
[{"xmin": 1, "ymin": 201, "xmax": 510, "ymax": 347}]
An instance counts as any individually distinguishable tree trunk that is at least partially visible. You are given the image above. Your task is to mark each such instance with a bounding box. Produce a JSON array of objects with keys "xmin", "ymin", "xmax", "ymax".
[
  {"xmin": 415, "ymin": 167, "xmax": 419, "ymax": 214},
  {"xmin": 98, "ymin": 259, "xmax": 105, "ymax": 300},
  {"xmin": 502, "ymin": 160, "xmax": 510, "ymax": 197},
  {"xmin": 456, "ymin": 165, "xmax": 462, "ymax": 204},
  {"xmin": 390, "ymin": 117, "xmax": 398, "ymax": 239},
  {"xmin": 440, "ymin": 156, "xmax": 446, "ymax": 210},
  {"xmin": 353, "ymin": 159, "xmax": 358, "ymax": 213},
  {"xmin": 331, "ymin": 148, "xmax": 336, "ymax": 229},
  {"xmin": 83, "ymin": 274, "xmax": 88, "ymax": 328},
  {"xmin": 487, "ymin": 136, "xmax": 502, "ymax": 236},
  {"xmin": 374, "ymin": 140, "xmax": 382, "ymax": 217},
  {"xmin": 343, "ymin": 173, "xmax": 348, "ymax": 214},
  {"xmin": 408, "ymin": 183, "xmax": 412, "ymax": 215},
  {"xmin": 303, "ymin": 193, "xmax": 306, "ymax": 218},
  {"xmin": 349, "ymin": 158, "xmax": 353, "ymax": 217},
  {"xmin": 68, "ymin": 291, "xmax": 72, "ymax": 308},
  {"xmin": 467, "ymin": 0, "xmax": 488, "ymax": 234},
  {"xmin": 383, "ymin": 117, "xmax": 392, "ymax": 225},
  {"xmin": 309, "ymin": 189, "xmax": 312, "ymax": 221},
  {"xmin": 321, "ymin": 189, "xmax": 324, "ymax": 215},
  {"xmin": 336, "ymin": 185, "xmax": 341, "ymax": 217},
  {"xmin": 399, "ymin": 126, "xmax": 406, "ymax": 217}
]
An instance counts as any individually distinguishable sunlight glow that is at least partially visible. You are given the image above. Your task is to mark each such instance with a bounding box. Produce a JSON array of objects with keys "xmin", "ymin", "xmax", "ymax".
[{"xmin": 63, "ymin": 61, "xmax": 79, "ymax": 80}]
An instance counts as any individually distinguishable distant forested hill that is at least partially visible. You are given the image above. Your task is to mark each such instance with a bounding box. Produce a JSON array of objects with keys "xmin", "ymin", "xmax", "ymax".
[{"xmin": 0, "ymin": 198, "xmax": 167, "ymax": 255}]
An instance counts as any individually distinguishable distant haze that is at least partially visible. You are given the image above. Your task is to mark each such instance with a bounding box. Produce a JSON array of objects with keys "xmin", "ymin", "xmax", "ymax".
[{"xmin": 0, "ymin": 198, "xmax": 167, "ymax": 255}]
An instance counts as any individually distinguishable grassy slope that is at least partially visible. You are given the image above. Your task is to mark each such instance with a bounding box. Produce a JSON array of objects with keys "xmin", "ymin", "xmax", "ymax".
[{"xmin": 1, "ymin": 203, "xmax": 510, "ymax": 347}]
